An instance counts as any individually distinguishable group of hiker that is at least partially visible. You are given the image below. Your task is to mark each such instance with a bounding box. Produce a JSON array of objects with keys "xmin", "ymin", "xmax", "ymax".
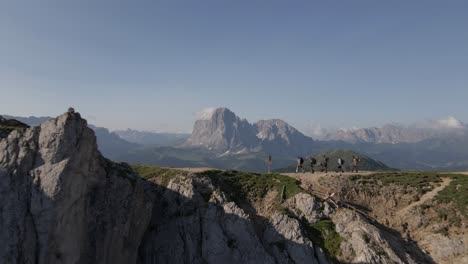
[
  {"xmin": 295, "ymin": 155, "xmax": 360, "ymax": 174},
  {"xmin": 266, "ymin": 154, "xmax": 360, "ymax": 174},
  {"xmin": 296, "ymin": 155, "xmax": 360, "ymax": 174}
]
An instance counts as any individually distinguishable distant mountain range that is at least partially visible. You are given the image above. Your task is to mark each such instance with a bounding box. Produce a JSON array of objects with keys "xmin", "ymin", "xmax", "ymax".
[
  {"xmin": 2, "ymin": 115, "xmax": 52, "ymax": 127},
  {"xmin": 0, "ymin": 115, "xmax": 29, "ymax": 138},
  {"xmin": 324, "ymin": 116, "xmax": 467, "ymax": 144},
  {"xmin": 114, "ymin": 129, "xmax": 189, "ymax": 146},
  {"xmin": 4, "ymin": 110, "xmax": 468, "ymax": 172}
]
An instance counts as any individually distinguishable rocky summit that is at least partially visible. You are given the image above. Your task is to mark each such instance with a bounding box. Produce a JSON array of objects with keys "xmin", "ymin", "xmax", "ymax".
[
  {"xmin": 0, "ymin": 111, "xmax": 440, "ymax": 264},
  {"xmin": 185, "ymin": 108, "xmax": 314, "ymax": 155},
  {"xmin": 185, "ymin": 107, "xmax": 259, "ymax": 152}
]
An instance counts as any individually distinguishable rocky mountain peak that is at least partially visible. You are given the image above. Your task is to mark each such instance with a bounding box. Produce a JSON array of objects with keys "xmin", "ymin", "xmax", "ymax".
[
  {"xmin": 185, "ymin": 108, "xmax": 258, "ymax": 152},
  {"xmin": 255, "ymin": 119, "xmax": 302, "ymax": 144},
  {"xmin": 185, "ymin": 108, "xmax": 316, "ymax": 155}
]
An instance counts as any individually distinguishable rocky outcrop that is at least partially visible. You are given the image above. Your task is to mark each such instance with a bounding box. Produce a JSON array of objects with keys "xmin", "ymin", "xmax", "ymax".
[
  {"xmin": 0, "ymin": 112, "xmax": 153, "ymax": 264},
  {"xmin": 139, "ymin": 173, "xmax": 336, "ymax": 264},
  {"xmin": 1, "ymin": 112, "xmax": 329, "ymax": 264},
  {"xmin": 286, "ymin": 193, "xmax": 327, "ymax": 224},
  {"xmin": 332, "ymin": 209, "xmax": 432, "ymax": 264},
  {"xmin": 1, "ymin": 114, "xmax": 139, "ymax": 160},
  {"xmin": 0, "ymin": 111, "xmax": 438, "ymax": 264}
]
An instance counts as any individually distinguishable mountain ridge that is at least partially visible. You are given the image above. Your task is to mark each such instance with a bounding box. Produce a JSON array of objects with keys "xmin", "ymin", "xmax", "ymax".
[
  {"xmin": 325, "ymin": 117, "xmax": 467, "ymax": 144},
  {"xmin": 185, "ymin": 108, "xmax": 315, "ymax": 156}
]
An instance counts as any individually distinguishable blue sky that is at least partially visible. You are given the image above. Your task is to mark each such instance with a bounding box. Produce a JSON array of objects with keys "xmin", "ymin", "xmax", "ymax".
[{"xmin": 1, "ymin": 0, "xmax": 467, "ymax": 134}]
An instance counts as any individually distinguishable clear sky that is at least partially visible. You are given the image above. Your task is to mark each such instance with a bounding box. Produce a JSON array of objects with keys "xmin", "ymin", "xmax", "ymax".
[{"xmin": 1, "ymin": 0, "xmax": 467, "ymax": 134}]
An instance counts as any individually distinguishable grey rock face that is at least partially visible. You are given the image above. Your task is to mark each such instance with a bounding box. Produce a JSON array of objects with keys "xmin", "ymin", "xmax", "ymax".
[
  {"xmin": 264, "ymin": 212, "xmax": 321, "ymax": 264},
  {"xmin": 332, "ymin": 209, "xmax": 433, "ymax": 264},
  {"xmin": 1, "ymin": 114, "xmax": 139, "ymax": 160},
  {"xmin": 255, "ymin": 119, "xmax": 315, "ymax": 155},
  {"xmin": 0, "ymin": 112, "xmax": 326, "ymax": 264},
  {"xmin": 185, "ymin": 108, "xmax": 258, "ymax": 152},
  {"xmin": 286, "ymin": 193, "xmax": 326, "ymax": 224},
  {"xmin": 0, "ymin": 112, "xmax": 153, "ymax": 264},
  {"xmin": 185, "ymin": 108, "xmax": 314, "ymax": 155},
  {"xmin": 139, "ymin": 175, "xmax": 278, "ymax": 264}
]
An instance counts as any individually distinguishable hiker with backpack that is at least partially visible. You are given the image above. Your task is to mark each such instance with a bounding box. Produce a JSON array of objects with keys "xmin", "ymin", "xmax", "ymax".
[
  {"xmin": 296, "ymin": 156, "xmax": 305, "ymax": 173},
  {"xmin": 336, "ymin": 157, "xmax": 345, "ymax": 173},
  {"xmin": 310, "ymin": 156, "xmax": 317, "ymax": 173},
  {"xmin": 266, "ymin": 154, "xmax": 272, "ymax": 173},
  {"xmin": 321, "ymin": 155, "xmax": 329, "ymax": 173},
  {"xmin": 352, "ymin": 155, "xmax": 360, "ymax": 173}
]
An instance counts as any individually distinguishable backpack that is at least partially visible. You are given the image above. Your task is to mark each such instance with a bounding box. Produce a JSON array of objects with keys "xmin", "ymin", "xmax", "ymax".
[{"xmin": 300, "ymin": 157, "xmax": 304, "ymax": 164}]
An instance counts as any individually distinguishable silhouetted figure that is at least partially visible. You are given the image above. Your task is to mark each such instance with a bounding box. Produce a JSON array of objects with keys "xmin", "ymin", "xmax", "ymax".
[
  {"xmin": 352, "ymin": 155, "xmax": 360, "ymax": 173},
  {"xmin": 68, "ymin": 107, "xmax": 75, "ymax": 114},
  {"xmin": 321, "ymin": 155, "xmax": 329, "ymax": 173},
  {"xmin": 296, "ymin": 157, "xmax": 305, "ymax": 173},
  {"xmin": 266, "ymin": 154, "xmax": 272, "ymax": 173},
  {"xmin": 310, "ymin": 156, "xmax": 317, "ymax": 173}
]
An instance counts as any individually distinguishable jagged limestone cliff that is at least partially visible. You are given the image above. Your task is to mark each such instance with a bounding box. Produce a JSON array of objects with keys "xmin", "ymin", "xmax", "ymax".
[{"xmin": 0, "ymin": 112, "xmax": 432, "ymax": 264}]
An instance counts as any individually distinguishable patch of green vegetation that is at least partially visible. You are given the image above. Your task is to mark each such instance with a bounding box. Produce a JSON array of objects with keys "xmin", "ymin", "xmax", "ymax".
[
  {"xmin": 436, "ymin": 174, "xmax": 468, "ymax": 217},
  {"xmin": 306, "ymin": 220, "xmax": 343, "ymax": 261},
  {"xmin": 204, "ymin": 170, "xmax": 302, "ymax": 204},
  {"xmin": 130, "ymin": 164, "xmax": 187, "ymax": 186},
  {"xmin": 0, "ymin": 125, "xmax": 26, "ymax": 133},
  {"xmin": 352, "ymin": 171, "xmax": 443, "ymax": 194}
]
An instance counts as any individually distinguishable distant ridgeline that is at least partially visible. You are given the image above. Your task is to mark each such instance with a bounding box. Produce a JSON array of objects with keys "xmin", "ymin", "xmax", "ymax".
[
  {"xmin": 276, "ymin": 150, "xmax": 393, "ymax": 173},
  {"xmin": 0, "ymin": 115, "xmax": 29, "ymax": 139}
]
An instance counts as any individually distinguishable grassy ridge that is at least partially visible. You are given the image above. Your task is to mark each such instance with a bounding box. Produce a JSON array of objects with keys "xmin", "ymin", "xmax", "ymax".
[
  {"xmin": 351, "ymin": 171, "xmax": 467, "ymax": 217},
  {"xmin": 203, "ymin": 170, "xmax": 303, "ymax": 203},
  {"xmin": 130, "ymin": 164, "xmax": 187, "ymax": 186},
  {"xmin": 350, "ymin": 171, "xmax": 442, "ymax": 194}
]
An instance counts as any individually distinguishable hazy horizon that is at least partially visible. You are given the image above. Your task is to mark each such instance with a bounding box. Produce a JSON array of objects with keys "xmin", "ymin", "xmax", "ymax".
[
  {"xmin": 2, "ymin": 107, "xmax": 466, "ymax": 140},
  {"xmin": 1, "ymin": 1, "xmax": 467, "ymax": 133}
]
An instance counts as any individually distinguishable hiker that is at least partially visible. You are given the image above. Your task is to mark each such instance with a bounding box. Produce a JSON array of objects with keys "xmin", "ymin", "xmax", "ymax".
[
  {"xmin": 352, "ymin": 155, "xmax": 360, "ymax": 173},
  {"xmin": 310, "ymin": 156, "xmax": 317, "ymax": 173},
  {"xmin": 266, "ymin": 154, "xmax": 272, "ymax": 173},
  {"xmin": 336, "ymin": 157, "xmax": 345, "ymax": 173},
  {"xmin": 296, "ymin": 156, "xmax": 305, "ymax": 173},
  {"xmin": 321, "ymin": 155, "xmax": 329, "ymax": 173}
]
